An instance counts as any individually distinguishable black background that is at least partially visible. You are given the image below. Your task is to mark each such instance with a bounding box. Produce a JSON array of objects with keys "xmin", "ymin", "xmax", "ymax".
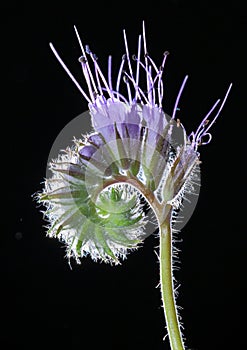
[{"xmin": 4, "ymin": 1, "xmax": 246, "ymax": 350}]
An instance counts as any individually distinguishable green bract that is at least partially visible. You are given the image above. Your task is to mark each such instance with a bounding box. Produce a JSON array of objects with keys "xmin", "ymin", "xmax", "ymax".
[{"xmin": 39, "ymin": 144, "xmax": 147, "ymax": 264}]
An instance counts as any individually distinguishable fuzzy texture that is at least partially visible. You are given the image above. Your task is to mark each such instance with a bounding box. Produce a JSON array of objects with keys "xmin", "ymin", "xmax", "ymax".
[{"xmin": 37, "ymin": 23, "xmax": 231, "ymax": 265}]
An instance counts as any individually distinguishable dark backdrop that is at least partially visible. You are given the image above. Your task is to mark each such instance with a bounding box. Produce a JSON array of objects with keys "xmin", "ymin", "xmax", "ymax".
[{"xmin": 4, "ymin": 2, "xmax": 246, "ymax": 350}]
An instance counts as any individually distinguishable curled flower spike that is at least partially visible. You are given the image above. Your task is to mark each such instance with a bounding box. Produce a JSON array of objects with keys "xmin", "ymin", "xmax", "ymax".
[{"xmin": 36, "ymin": 21, "xmax": 232, "ymax": 350}]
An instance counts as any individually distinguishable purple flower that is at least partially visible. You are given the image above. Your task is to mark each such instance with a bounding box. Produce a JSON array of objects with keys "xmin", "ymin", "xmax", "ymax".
[
  {"xmin": 37, "ymin": 22, "xmax": 233, "ymax": 350},
  {"xmin": 43, "ymin": 21, "xmax": 232, "ymax": 264}
]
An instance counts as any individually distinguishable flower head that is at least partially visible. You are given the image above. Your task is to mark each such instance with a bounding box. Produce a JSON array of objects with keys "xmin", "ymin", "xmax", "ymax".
[{"xmin": 37, "ymin": 22, "xmax": 232, "ymax": 265}]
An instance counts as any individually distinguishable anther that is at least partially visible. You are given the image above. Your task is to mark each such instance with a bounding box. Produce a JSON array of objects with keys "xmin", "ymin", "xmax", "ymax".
[
  {"xmin": 122, "ymin": 54, "xmax": 126, "ymax": 60},
  {"xmin": 132, "ymin": 54, "xmax": 137, "ymax": 60},
  {"xmin": 123, "ymin": 75, "xmax": 129, "ymax": 83},
  {"xmin": 85, "ymin": 45, "xmax": 91, "ymax": 54},
  {"xmin": 176, "ymin": 119, "xmax": 181, "ymax": 127},
  {"xmin": 163, "ymin": 51, "xmax": 170, "ymax": 56},
  {"xmin": 78, "ymin": 55, "xmax": 87, "ymax": 63},
  {"xmin": 93, "ymin": 53, "xmax": 98, "ymax": 60}
]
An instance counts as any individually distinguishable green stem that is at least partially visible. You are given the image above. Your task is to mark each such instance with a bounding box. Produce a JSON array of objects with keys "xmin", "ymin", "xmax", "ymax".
[
  {"xmin": 94, "ymin": 176, "xmax": 184, "ymax": 349},
  {"xmin": 159, "ymin": 214, "xmax": 184, "ymax": 350}
]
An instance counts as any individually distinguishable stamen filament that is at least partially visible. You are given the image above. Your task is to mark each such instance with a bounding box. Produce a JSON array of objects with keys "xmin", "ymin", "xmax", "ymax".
[
  {"xmin": 108, "ymin": 55, "xmax": 113, "ymax": 93},
  {"xmin": 193, "ymin": 99, "xmax": 221, "ymax": 146},
  {"xmin": 78, "ymin": 59, "xmax": 96, "ymax": 102},
  {"xmin": 74, "ymin": 26, "xmax": 98, "ymax": 97},
  {"xmin": 203, "ymin": 83, "xmax": 233, "ymax": 135},
  {"xmin": 123, "ymin": 29, "xmax": 135, "ymax": 85},
  {"xmin": 102, "ymin": 88, "xmax": 129, "ymax": 104},
  {"xmin": 142, "ymin": 21, "xmax": 152, "ymax": 104},
  {"xmin": 123, "ymin": 71, "xmax": 149, "ymax": 105},
  {"xmin": 49, "ymin": 43, "xmax": 91, "ymax": 104},
  {"xmin": 124, "ymin": 76, "xmax": 133, "ymax": 104},
  {"xmin": 171, "ymin": 75, "xmax": 189, "ymax": 120},
  {"xmin": 158, "ymin": 52, "xmax": 169, "ymax": 107},
  {"xmin": 93, "ymin": 56, "xmax": 114, "ymax": 100},
  {"xmin": 116, "ymin": 56, "xmax": 126, "ymax": 97},
  {"xmin": 149, "ymin": 65, "xmax": 155, "ymax": 106},
  {"xmin": 135, "ymin": 35, "xmax": 142, "ymax": 101}
]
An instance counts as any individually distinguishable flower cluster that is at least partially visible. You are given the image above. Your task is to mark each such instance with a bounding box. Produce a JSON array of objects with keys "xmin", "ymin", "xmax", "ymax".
[{"xmin": 37, "ymin": 22, "xmax": 232, "ymax": 265}]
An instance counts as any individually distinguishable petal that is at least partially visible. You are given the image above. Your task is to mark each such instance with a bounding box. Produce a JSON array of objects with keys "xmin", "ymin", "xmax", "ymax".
[
  {"xmin": 125, "ymin": 103, "xmax": 142, "ymax": 124},
  {"xmin": 97, "ymin": 124, "xmax": 116, "ymax": 143},
  {"xmin": 142, "ymin": 105, "xmax": 167, "ymax": 132},
  {"xmin": 91, "ymin": 110, "xmax": 111, "ymax": 130},
  {"xmin": 116, "ymin": 122, "xmax": 141, "ymax": 140},
  {"xmin": 87, "ymin": 133, "xmax": 105, "ymax": 148},
  {"xmin": 79, "ymin": 145, "xmax": 97, "ymax": 160},
  {"xmin": 107, "ymin": 100, "xmax": 129, "ymax": 123}
]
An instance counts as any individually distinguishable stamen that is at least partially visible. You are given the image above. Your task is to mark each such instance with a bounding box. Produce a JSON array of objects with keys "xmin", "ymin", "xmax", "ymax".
[
  {"xmin": 85, "ymin": 45, "xmax": 91, "ymax": 54},
  {"xmin": 123, "ymin": 30, "xmax": 135, "ymax": 86},
  {"xmin": 146, "ymin": 54, "xmax": 159, "ymax": 74},
  {"xmin": 74, "ymin": 26, "xmax": 98, "ymax": 99},
  {"xmin": 192, "ymin": 99, "xmax": 221, "ymax": 145},
  {"xmin": 158, "ymin": 51, "xmax": 169, "ymax": 107},
  {"xmin": 194, "ymin": 83, "xmax": 232, "ymax": 147},
  {"xmin": 132, "ymin": 57, "xmax": 154, "ymax": 105},
  {"xmin": 90, "ymin": 51, "xmax": 114, "ymax": 100},
  {"xmin": 78, "ymin": 55, "xmax": 95, "ymax": 102},
  {"xmin": 123, "ymin": 74, "xmax": 132, "ymax": 104},
  {"xmin": 102, "ymin": 88, "xmax": 129, "ymax": 104},
  {"xmin": 191, "ymin": 83, "xmax": 232, "ymax": 148},
  {"xmin": 149, "ymin": 65, "xmax": 155, "ymax": 106},
  {"xmin": 171, "ymin": 75, "xmax": 189, "ymax": 120},
  {"xmin": 202, "ymin": 83, "xmax": 233, "ymax": 135},
  {"xmin": 116, "ymin": 55, "xmax": 126, "ymax": 97},
  {"xmin": 108, "ymin": 55, "xmax": 113, "ymax": 93},
  {"xmin": 135, "ymin": 35, "xmax": 142, "ymax": 101},
  {"xmin": 49, "ymin": 43, "xmax": 91, "ymax": 104},
  {"xmin": 78, "ymin": 55, "xmax": 87, "ymax": 63},
  {"xmin": 144, "ymin": 56, "xmax": 162, "ymax": 107},
  {"xmin": 123, "ymin": 71, "xmax": 149, "ymax": 105},
  {"xmin": 200, "ymin": 133, "xmax": 212, "ymax": 145},
  {"xmin": 148, "ymin": 72, "xmax": 160, "ymax": 92},
  {"xmin": 91, "ymin": 54, "xmax": 103, "ymax": 96},
  {"xmin": 142, "ymin": 21, "xmax": 152, "ymax": 104}
]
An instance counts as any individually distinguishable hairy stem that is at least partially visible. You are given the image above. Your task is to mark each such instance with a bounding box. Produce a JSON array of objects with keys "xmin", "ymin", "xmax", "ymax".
[
  {"xmin": 94, "ymin": 175, "xmax": 184, "ymax": 349},
  {"xmin": 159, "ymin": 214, "xmax": 184, "ymax": 350}
]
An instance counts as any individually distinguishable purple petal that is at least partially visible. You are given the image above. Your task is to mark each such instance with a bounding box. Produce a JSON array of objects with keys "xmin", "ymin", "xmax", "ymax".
[
  {"xmin": 90, "ymin": 100, "xmax": 129, "ymax": 131},
  {"xmin": 142, "ymin": 105, "xmax": 167, "ymax": 132},
  {"xmin": 122, "ymin": 123, "xmax": 141, "ymax": 140},
  {"xmin": 125, "ymin": 103, "xmax": 141, "ymax": 124},
  {"xmin": 91, "ymin": 111, "xmax": 111, "ymax": 130},
  {"xmin": 87, "ymin": 133, "xmax": 105, "ymax": 148},
  {"xmin": 97, "ymin": 124, "xmax": 116, "ymax": 144},
  {"xmin": 107, "ymin": 100, "xmax": 129, "ymax": 123},
  {"xmin": 79, "ymin": 145, "xmax": 97, "ymax": 160}
]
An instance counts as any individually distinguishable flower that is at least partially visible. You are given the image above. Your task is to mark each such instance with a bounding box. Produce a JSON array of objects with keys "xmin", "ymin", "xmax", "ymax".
[{"xmin": 37, "ymin": 22, "xmax": 232, "ymax": 266}]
